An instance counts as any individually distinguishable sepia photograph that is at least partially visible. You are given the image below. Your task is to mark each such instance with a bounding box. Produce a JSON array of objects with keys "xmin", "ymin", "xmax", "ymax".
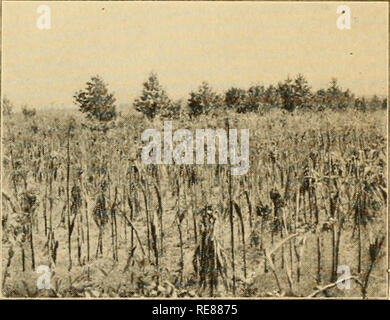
[{"xmin": 1, "ymin": 1, "xmax": 388, "ymax": 300}]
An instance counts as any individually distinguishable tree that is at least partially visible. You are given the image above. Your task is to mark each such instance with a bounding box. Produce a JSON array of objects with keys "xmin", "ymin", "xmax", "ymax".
[
  {"xmin": 277, "ymin": 74, "xmax": 312, "ymax": 112},
  {"xmin": 133, "ymin": 73, "xmax": 172, "ymax": 119},
  {"xmin": 2, "ymin": 96, "xmax": 13, "ymax": 116},
  {"xmin": 74, "ymin": 75, "xmax": 116, "ymax": 122},
  {"xmin": 188, "ymin": 82, "xmax": 222, "ymax": 117},
  {"xmin": 313, "ymin": 89, "xmax": 327, "ymax": 111},
  {"xmin": 368, "ymin": 95, "xmax": 382, "ymax": 110},
  {"xmin": 277, "ymin": 77, "xmax": 295, "ymax": 112},
  {"xmin": 160, "ymin": 99, "xmax": 182, "ymax": 119},
  {"xmin": 263, "ymin": 85, "xmax": 280, "ymax": 108},
  {"xmin": 325, "ymin": 78, "xmax": 354, "ymax": 110},
  {"xmin": 21, "ymin": 104, "xmax": 36, "ymax": 119},
  {"xmin": 354, "ymin": 97, "xmax": 367, "ymax": 111},
  {"xmin": 327, "ymin": 78, "xmax": 341, "ymax": 98},
  {"xmin": 246, "ymin": 85, "xmax": 266, "ymax": 112},
  {"xmin": 225, "ymin": 87, "xmax": 247, "ymax": 112},
  {"xmin": 292, "ymin": 74, "xmax": 312, "ymax": 110}
]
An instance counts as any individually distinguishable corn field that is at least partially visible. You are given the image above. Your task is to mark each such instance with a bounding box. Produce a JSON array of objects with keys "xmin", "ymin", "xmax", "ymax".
[{"xmin": 1, "ymin": 108, "xmax": 387, "ymax": 298}]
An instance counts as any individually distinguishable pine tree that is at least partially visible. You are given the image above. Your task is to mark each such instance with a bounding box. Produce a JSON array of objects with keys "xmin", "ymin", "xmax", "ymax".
[
  {"xmin": 188, "ymin": 82, "xmax": 222, "ymax": 117},
  {"xmin": 74, "ymin": 75, "xmax": 116, "ymax": 122},
  {"xmin": 277, "ymin": 77, "xmax": 295, "ymax": 112},
  {"xmin": 277, "ymin": 74, "xmax": 311, "ymax": 111},
  {"xmin": 133, "ymin": 73, "xmax": 172, "ymax": 119},
  {"xmin": 293, "ymin": 74, "xmax": 312, "ymax": 110},
  {"xmin": 326, "ymin": 78, "xmax": 354, "ymax": 110}
]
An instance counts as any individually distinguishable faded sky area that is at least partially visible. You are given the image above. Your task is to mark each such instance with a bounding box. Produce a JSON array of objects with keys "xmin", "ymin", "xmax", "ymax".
[{"xmin": 2, "ymin": 1, "xmax": 388, "ymax": 110}]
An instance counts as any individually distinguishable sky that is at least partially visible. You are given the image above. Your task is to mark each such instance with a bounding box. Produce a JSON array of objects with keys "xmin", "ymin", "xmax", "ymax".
[{"xmin": 2, "ymin": 1, "xmax": 388, "ymax": 110}]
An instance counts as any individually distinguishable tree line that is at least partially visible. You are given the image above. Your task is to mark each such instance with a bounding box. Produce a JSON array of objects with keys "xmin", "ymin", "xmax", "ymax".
[{"xmin": 2, "ymin": 73, "xmax": 387, "ymax": 121}]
